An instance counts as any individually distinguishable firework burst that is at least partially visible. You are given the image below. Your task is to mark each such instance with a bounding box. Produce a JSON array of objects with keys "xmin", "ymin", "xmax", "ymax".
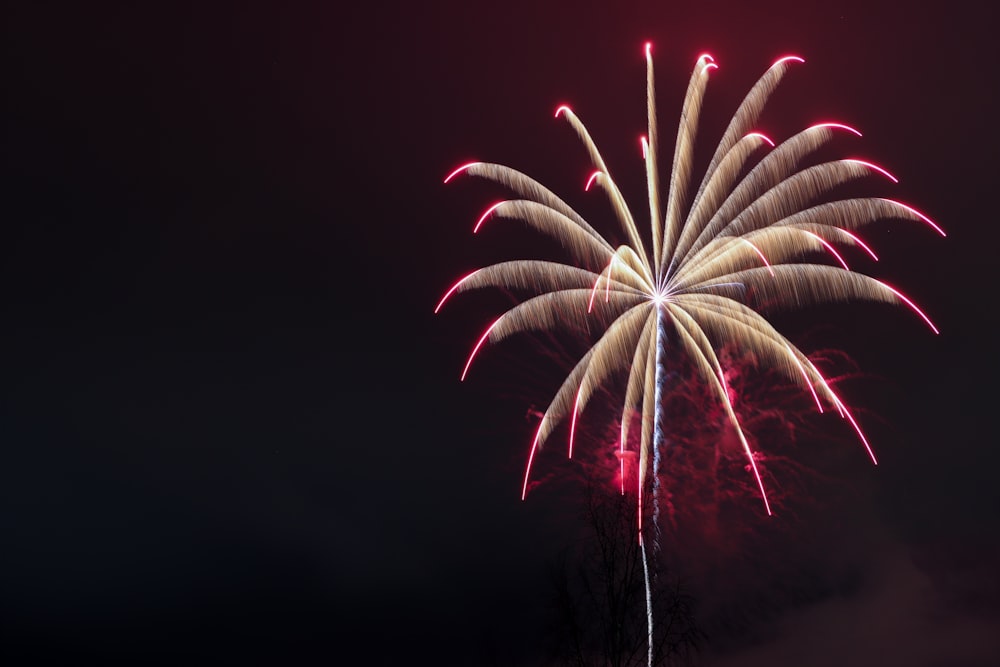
[{"xmin": 437, "ymin": 46, "xmax": 942, "ymax": 526}]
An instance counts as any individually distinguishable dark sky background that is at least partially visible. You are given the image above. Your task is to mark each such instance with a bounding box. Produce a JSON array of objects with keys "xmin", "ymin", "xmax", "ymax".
[{"xmin": 4, "ymin": 1, "xmax": 999, "ymax": 665}]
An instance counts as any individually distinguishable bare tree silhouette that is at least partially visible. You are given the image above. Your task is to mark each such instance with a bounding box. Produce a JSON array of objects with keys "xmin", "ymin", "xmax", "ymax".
[{"xmin": 546, "ymin": 479, "xmax": 702, "ymax": 667}]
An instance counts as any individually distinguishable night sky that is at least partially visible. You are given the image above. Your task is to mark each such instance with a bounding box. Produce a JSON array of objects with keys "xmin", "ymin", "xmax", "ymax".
[{"xmin": 4, "ymin": 2, "xmax": 999, "ymax": 665}]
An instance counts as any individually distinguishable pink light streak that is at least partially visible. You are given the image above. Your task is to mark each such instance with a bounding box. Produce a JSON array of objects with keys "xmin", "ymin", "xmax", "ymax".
[
  {"xmin": 461, "ymin": 318, "xmax": 501, "ymax": 381},
  {"xmin": 745, "ymin": 446, "xmax": 773, "ymax": 516},
  {"xmin": 718, "ymin": 366, "xmax": 772, "ymax": 515},
  {"xmin": 434, "ymin": 269, "xmax": 480, "ymax": 313},
  {"xmin": 809, "ymin": 362, "xmax": 845, "ymax": 418},
  {"xmin": 585, "ymin": 171, "xmax": 601, "ymax": 191},
  {"xmin": 588, "ymin": 259, "xmax": 614, "ymax": 312},
  {"xmin": 804, "ymin": 231, "xmax": 850, "ymax": 270},
  {"xmin": 696, "ymin": 52, "xmax": 717, "ymax": 75},
  {"xmin": 718, "ymin": 368, "xmax": 731, "ymax": 401},
  {"xmin": 645, "ymin": 42, "xmax": 653, "ymax": 58},
  {"xmin": 473, "ymin": 201, "xmax": 506, "ymax": 233},
  {"xmin": 554, "ymin": 105, "xmax": 571, "ymax": 119},
  {"xmin": 618, "ymin": 424, "xmax": 627, "ymax": 495},
  {"xmin": 443, "ymin": 162, "xmax": 479, "ymax": 183},
  {"xmin": 846, "ymin": 159, "xmax": 899, "ymax": 183},
  {"xmin": 830, "ymin": 393, "xmax": 878, "ymax": 465},
  {"xmin": 876, "ymin": 281, "xmax": 940, "ymax": 334},
  {"xmin": 809, "ymin": 122, "xmax": 863, "ymax": 137},
  {"xmin": 745, "ymin": 131, "xmax": 776, "ymax": 147},
  {"xmin": 605, "ymin": 260, "xmax": 613, "ymax": 302},
  {"xmin": 568, "ymin": 386, "xmax": 583, "ymax": 459},
  {"xmin": 841, "ymin": 229, "xmax": 879, "ymax": 261},
  {"xmin": 807, "ymin": 361, "xmax": 878, "ymax": 463},
  {"xmin": 772, "ymin": 55, "xmax": 805, "ymax": 68},
  {"xmin": 640, "ymin": 135, "xmax": 648, "ymax": 160},
  {"xmin": 882, "ymin": 199, "xmax": 947, "ymax": 237},
  {"xmin": 743, "ymin": 239, "xmax": 775, "ymax": 276},
  {"xmin": 521, "ymin": 420, "xmax": 545, "ymax": 500},
  {"xmin": 786, "ymin": 346, "xmax": 824, "ymax": 413},
  {"xmin": 587, "ymin": 272, "xmax": 602, "ymax": 313}
]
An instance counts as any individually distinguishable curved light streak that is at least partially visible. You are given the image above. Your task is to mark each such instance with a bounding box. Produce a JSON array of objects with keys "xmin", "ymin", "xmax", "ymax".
[
  {"xmin": 804, "ymin": 231, "xmax": 850, "ymax": 270},
  {"xmin": 587, "ymin": 258, "xmax": 614, "ymax": 312},
  {"xmin": 877, "ymin": 281, "xmax": 940, "ymax": 334},
  {"xmin": 846, "ymin": 158, "xmax": 899, "ymax": 183},
  {"xmin": 443, "ymin": 162, "xmax": 479, "ymax": 183},
  {"xmin": 786, "ymin": 345, "xmax": 824, "ymax": 413},
  {"xmin": 521, "ymin": 420, "xmax": 545, "ymax": 500},
  {"xmin": 716, "ymin": 369, "xmax": 773, "ymax": 516},
  {"xmin": 882, "ymin": 199, "xmax": 947, "ymax": 237},
  {"xmin": 745, "ymin": 131, "xmax": 776, "ymax": 147},
  {"xmin": 809, "ymin": 362, "xmax": 846, "ymax": 418},
  {"xmin": 772, "ymin": 55, "xmax": 805, "ymax": 67},
  {"xmin": 809, "ymin": 122, "xmax": 863, "ymax": 137},
  {"xmin": 838, "ymin": 229, "xmax": 879, "ymax": 261},
  {"xmin": 473, "ymin": 201, "xmax": 506, "ymax": 233},
  {"xmin": 830, "ymin": 392, "xmax": 878, "ymax": 465},
  {"xmin": 568, "ymin": 386, "xmax": 583, "ymax": 458},
  {"xmin": 461, "ymin": 318, "xmax": 501, "ymax": 381},
  {"xmin": 434, "ymin": 269, "xmax": 480, "ymax": 313},
  {"xmin": 743, "ymin": 239, "xmax": 776, "ymax": 276}
]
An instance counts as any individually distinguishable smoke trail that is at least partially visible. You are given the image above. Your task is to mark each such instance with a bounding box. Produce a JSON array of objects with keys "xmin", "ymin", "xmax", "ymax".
[
  {"xmin": 653, "ymin": 304, "xmax": 666, "ymax": 550},
  {"xmin": 640, "ymin": 532, "xmax": 654, "ymax": 667}
]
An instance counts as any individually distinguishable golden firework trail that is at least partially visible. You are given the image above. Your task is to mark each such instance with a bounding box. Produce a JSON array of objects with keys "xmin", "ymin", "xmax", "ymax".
[{"xmin": 437, "ymin": 45, "xmax": 943, "ymax": 523}]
